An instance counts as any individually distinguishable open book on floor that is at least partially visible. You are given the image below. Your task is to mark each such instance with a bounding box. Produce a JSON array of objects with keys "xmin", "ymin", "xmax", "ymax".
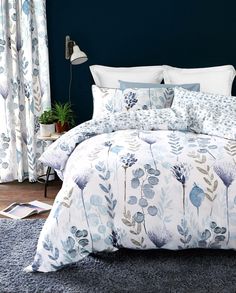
[{"xmin": 0, "ymin": 200, "xmax": 52, "ymax": 219}]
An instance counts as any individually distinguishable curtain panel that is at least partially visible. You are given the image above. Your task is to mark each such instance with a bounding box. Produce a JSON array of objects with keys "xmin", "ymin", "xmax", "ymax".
[{"xmin": 0, "ymin": 0, "xmax": 51, "ymax": 182}]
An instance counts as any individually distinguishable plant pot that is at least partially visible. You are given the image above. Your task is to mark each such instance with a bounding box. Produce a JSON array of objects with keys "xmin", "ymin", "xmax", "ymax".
[
  {"xmin": 55, "ymin": 122, "xmax": 69, "ymax": 133},
  {"xmin": 40, "ymin": 123, "xmax": 55, "ymax": 137}
]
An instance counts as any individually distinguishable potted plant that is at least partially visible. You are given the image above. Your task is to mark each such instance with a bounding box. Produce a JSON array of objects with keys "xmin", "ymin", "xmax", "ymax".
[
  {"xmin": 53, "ymin": 102, "xmax": 75, "ymax": 133},
  {"xmin": 38, "ymin": 110, "xmax": 55, "ymax": 137}
]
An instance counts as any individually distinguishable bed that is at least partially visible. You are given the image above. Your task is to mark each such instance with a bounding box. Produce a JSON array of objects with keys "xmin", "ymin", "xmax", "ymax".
[{"xmin": 25, "ymin": 65, "xmax": 236, "ymax": 273}]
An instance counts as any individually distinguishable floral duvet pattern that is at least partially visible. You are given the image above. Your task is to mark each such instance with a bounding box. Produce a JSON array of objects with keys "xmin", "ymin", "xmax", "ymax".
[{"xmin": 25, "ymin": 109, "xmax": 236, "ymax": 272}]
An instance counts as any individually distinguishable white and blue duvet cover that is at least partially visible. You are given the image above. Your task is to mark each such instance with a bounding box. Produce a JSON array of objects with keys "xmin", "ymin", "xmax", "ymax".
[{"xmin": 25, "ymin": 108, "xmax": 236, "ymax": 272}]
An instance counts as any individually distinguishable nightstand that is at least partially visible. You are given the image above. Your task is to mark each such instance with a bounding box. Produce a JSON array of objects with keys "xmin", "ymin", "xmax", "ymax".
[{"xmin": 37, "ymin": 133, "xmax": 63, "ymax": 197}]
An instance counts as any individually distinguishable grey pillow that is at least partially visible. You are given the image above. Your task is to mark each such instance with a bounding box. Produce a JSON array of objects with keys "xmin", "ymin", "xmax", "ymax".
[{"xmin": 119, "ymin": 80, "xmax": 200, "ymax": 92}]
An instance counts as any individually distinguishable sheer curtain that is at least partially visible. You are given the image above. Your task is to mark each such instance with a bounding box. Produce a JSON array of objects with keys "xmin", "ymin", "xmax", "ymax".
[{"xmin": 0, "ymin": 0, "xmax": 51, "ymax": 182}]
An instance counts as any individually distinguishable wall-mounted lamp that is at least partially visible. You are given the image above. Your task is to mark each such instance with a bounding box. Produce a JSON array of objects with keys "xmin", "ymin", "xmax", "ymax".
[{"xmin": 65, "ymin": 35, "xmax": 88, "ymax": 102}]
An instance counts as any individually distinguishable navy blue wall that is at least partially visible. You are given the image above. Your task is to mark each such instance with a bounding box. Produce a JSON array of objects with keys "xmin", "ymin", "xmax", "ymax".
[{"xmin": 46, "ymin": 0, "xmax": 236, "ymax": 124}]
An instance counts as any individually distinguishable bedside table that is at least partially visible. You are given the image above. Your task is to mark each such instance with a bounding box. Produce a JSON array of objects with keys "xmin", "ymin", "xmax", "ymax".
[{"xmin": 37, "ymin": 133, "xmax": 64, "ymax": 197}]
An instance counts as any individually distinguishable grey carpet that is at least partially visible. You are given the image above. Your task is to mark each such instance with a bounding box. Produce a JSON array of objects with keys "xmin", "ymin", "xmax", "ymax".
[{"xmin": 1, "ymin": 220, "xmax": 236, "ymax": 293}]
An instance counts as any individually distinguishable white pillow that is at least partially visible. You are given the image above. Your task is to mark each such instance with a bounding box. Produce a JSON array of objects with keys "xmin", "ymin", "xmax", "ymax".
[
  {"xmin": 90, "ymin": 65, "xmax": 163, "ymax": 88},
  {"xmin": 163, "ymin": 65, "xmax": 236, "ymax": 95}
]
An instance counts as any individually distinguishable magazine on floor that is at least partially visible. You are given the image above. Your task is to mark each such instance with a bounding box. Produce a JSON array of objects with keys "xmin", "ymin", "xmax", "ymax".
[{"xmin": 0, "ymin": 200, "xmax": 52, "ymax": 219}]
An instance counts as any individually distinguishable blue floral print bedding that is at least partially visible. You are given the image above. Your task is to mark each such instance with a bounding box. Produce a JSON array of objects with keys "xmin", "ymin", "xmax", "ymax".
[{"xmin": 25, "ymin": 108, "xmax": 236, "ymax": 272}]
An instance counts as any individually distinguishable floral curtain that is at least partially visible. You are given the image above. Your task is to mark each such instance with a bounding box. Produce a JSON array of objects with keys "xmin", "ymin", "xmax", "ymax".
[{"xmin": 0, "ymin": 0, "xmax": 51, "ymax": 182}]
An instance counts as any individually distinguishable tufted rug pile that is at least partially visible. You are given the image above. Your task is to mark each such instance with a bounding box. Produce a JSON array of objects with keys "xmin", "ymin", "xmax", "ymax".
[{"xmin": 0, "ymin": 219, "xmax": 236, "ymax": 293}]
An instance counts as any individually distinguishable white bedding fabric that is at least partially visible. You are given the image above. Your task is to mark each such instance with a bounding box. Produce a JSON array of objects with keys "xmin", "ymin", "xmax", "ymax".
[{"xmin": 24, "ymin": 106, "xmax": 236, "ymax": 272}]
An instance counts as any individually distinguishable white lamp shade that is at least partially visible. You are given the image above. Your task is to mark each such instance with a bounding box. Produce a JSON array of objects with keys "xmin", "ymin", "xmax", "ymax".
[{"xmin": 70, "ymin": 45, "xmax": 88, "ymax": 65}]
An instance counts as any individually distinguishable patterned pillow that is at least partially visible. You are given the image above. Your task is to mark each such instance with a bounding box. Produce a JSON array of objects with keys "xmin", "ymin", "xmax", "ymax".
[
  {"xmin": 92, "ymin": 84, "xmax": 198, "ymax": 119},
  {"xmin": 172, "ymin": 87, "xmax": 236, "ymax": 140}
]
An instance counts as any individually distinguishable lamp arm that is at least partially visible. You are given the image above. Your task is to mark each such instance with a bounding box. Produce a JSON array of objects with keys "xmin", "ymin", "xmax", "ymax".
[{"xmin": 68, "ymin": 63, "xmax": 73, "ymax": 104}]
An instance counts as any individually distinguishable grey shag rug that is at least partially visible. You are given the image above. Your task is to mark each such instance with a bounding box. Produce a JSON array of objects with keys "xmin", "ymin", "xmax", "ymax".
[{"xmin": 1, "ymin": 220, "xmax": 236, "ymax": 293}]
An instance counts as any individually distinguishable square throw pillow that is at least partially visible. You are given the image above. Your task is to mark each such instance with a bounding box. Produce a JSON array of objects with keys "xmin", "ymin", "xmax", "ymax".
[
  {"xmin": 119, "ymin": 80, "xmax": 200, "ymax": 91},
  {"xmin": 171, "ymin": 87, "xmax": 236, "ymax": 140},
  {"xmin": 92, "ymin": 84, "xmax": 199, "ymax": 119},
  {"xmin": 90, "ymin": 65, "xmax": 164, "ymax": 88},
  {"xmin": 163, "ymin": 65, "xmax": 235, "ymax": 95}
]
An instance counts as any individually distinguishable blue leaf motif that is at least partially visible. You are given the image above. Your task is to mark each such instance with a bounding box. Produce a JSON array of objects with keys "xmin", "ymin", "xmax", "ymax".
[
  {"xmin": 98, "ymin": 225, "xmax": 106, "ymax": 234},
  {"xmin": 110, "ymin": 145, "xmax": 123, "ymax": 154},
  {"xmin": 133, "ymin": 212, "xmax": 144, "ymax": 223},
  {"xmin": 147, "ymin": 206, "xmax": 158, "ymax": 216},
  {"xmin": 87, "ymin": 213, "xmax": 99, "ymax": 226},
  {"xmin": 139, "ymin": 198, "xmax": 148, "ymax": 207},
  {"xmin": 90, "ymin": 194, "xmax": 103, "ymax": 206},
  {"xmin": 91, "ymin": 234, "xmax": 101, "ymax": 242},
  {"xmin": 189, "ymin": 183, "xmax": 205, "ymax": 215},
  {"xmin": 32, "ymin": 253, "xmax": 42, "ymax": 272},
  {"xmin": 98, "ymin": 205, "xmax": 107, "ymax": 215},
  {"xmin": 22, "ymin": 0, "xmax": 30, "ymax": 15}
]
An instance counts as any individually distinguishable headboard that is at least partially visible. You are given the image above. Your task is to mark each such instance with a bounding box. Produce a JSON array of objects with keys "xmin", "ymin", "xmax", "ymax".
[{"xmin": 46, "ymin": 1, "xmax": 236, "ymax": 124}]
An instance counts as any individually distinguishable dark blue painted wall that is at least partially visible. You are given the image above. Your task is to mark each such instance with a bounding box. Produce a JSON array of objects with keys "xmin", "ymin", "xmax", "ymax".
[{"xmin": 46, "ymin": 0, "xmax": 236, "ymax": 124}]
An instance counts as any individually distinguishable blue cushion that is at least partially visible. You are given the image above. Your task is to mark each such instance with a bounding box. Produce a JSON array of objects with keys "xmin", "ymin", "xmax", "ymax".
[{"xmin": 119, "ymin": 80, "xmax": 200, "ymax": 92}]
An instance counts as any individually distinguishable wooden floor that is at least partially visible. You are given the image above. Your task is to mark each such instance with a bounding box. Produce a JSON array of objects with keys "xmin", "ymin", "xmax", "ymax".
[{"xmin": 0, "ymin": 180, "xmax": 62, "ymax": 218}]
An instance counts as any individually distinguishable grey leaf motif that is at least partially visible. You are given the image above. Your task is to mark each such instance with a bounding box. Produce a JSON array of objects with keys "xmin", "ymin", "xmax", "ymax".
[
  {"xmin": 68, "ymin": 249, "xmax": 77, "ymax": 258},
  {"xmin": 139, "ymin": 198, "xmax": 148, "ymax": 207},
  {"xmin": 201, "ymin": 229, "xmax": 211, "ymax": 241},
  {"xmin": 148, "ymin": 176, "xmax": 159, "ymax": 185},
  {"xmin": 133, "ymin": 212, "xmax": 144, "ymax": 223},
  {"xmin": 177, "ymin": 225, "xmax": 184, "ymax": 236},
  {"xmin": 131, "ymin": 178, "xmax": 140, "ymax": 189},
  {"xmin": 132, "ymin": 168, "xmax": 145, "ymax": 178},
  {"xmin": 128, "ymin": 196, "xmax": 137, "ymax": 205},
  {"xmin": 79, "ymin": 239, "xmax": 89, "ymax": 247},
  {"xmin": 143, "ymin": 188, "xmax": 155, "ymax": 199},
  {"xmin": 66, "ymin": 236, "xmax": 75, "ymax": 250},
  {"xmin": 99, "ymin": 184, "xmax": 109, "ymax": 193}
]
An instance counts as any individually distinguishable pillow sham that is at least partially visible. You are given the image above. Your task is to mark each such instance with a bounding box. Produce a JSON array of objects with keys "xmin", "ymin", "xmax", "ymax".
[
  {"xmin": 119, "ymin": 80, "xmax": 200, "ymax": 91},
  {"xmin": 92, "ymin": 84, "xmax": 198, "ymax": 119},
  {"xmin": 90, "ymin": 65, "xmax": 163, "ymax": 88},
  {"xmin": 172, "ymin": 87, "xmax": 236, "ymax": 140},
  {"xmin": 163, "ymin": 65, "xmax": 236, "ymax": 95}
]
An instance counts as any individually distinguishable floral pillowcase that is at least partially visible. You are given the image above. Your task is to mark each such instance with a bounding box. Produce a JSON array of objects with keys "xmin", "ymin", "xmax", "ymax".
[
  {"xmin": 92, "ymin": 84, "xmax": 199, "ymax": 119},
  {"xmin": 171, "ymin": 87, "xmax": 236, "ymax": 140}
]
